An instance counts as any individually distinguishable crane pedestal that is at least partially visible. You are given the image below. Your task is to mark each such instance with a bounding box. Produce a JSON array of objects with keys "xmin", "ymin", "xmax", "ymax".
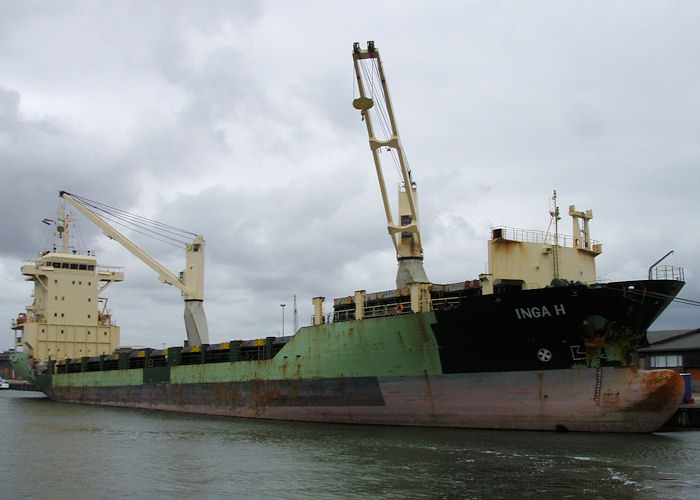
[{"xmin": 184, "ymin": 300, "xmax": 209, "ymax": 346}]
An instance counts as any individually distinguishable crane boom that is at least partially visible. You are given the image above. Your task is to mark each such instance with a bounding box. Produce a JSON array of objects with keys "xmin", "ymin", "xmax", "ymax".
[
  {"xmin": 352, "ymin": 41, "xmax": 428, "ymax": 288},
  {"xmin": 59, "ymin": 191, "xmax": 209, "ymax": 346}
]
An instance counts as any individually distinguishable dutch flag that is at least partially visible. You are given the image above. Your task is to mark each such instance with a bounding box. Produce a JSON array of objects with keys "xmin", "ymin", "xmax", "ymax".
[{"xmin": 42, "ymin": 218, "xmax": 54, "ymax": 225}]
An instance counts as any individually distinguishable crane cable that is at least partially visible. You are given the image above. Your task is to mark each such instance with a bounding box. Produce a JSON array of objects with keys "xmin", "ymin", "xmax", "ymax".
[
  {"xmin": 358, "ymin": 58, "xmax": 408, "ymax": 182},
  {"xmin": 65, "ymin": 193, "xmax": 196, "ymax": 249}
]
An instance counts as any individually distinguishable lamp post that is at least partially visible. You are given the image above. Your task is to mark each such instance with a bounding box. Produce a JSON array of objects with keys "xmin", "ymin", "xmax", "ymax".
[{"xmin": 280, "ymin": 304, "xmax": 286, "ymax": 336}]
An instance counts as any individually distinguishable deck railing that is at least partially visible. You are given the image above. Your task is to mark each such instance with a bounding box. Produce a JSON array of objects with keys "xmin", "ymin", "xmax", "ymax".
[
  {"xmin": 332, "ymin": 295, "xmax": 471, "ymax": 323},
  {"xmin": 650, "ymin": 265, "xmax": 684, "ymax": 281},
  {"xmin": 491, "ymin": 226, "xmax": 600, "ymax": 250}
]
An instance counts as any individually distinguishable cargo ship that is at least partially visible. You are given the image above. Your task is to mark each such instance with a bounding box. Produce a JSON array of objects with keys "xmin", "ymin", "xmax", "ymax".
[{"xmin": 10, "ymin": 42, "xmax": 687, "ymax": 432}]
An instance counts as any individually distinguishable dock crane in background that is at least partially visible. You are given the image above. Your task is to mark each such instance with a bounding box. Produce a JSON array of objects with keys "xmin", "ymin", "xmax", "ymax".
[
  {"xmin": 60, "ymin": 191, "xmax": 209, "ymax": 347},
  {"xmin": 352, "ymin": 41, "xmax": 429, "ymax": 291}
]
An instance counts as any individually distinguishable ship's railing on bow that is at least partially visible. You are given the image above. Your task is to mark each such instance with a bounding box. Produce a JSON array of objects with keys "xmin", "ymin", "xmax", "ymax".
[{"xmin": 650, "ymin": 265, "xmax": 684, "ymax": 281}]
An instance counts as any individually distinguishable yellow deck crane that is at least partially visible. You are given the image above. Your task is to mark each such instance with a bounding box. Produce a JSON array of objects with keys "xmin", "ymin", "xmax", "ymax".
[
  {"xmin": 352, "ymin": 41, "xmax": 431, "ymax": 311},
  {"xmin": 60, "ymin": 191, "xmax": 209, "ymax": 346}
]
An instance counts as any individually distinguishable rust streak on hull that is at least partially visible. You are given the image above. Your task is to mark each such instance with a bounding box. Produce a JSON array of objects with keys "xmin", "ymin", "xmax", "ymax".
[{"xmin": 44, "ymin": 367, "xmax": 684, "ymax": 433}]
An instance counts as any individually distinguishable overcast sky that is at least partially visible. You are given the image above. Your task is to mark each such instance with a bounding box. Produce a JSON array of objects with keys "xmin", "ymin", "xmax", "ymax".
[{"xmin": 1, "ymin": 1, "xmax": 698, "ymax": 351}]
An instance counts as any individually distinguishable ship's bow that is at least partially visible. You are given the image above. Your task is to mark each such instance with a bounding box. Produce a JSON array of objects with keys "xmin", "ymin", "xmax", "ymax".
[{"xmin": 615, "ymin": 368, "xmax": 685, "ymax": 432}]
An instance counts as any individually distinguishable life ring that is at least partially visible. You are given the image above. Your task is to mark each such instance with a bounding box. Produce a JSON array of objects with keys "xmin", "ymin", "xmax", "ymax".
[{"xmin": 396, "ymin": 304, "xmax": 404, "ymax": 314}]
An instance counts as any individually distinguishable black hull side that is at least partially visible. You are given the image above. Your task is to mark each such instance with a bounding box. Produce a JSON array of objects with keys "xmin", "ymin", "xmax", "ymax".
[{"xmin": 432, "ymin": 279, "xmax": 684, "ymax": 373}]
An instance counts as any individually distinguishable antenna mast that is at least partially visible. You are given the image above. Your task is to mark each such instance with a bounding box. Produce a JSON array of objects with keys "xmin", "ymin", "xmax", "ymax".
[
  {"xmin": 57, "ymin": 203, "xmax": 75, "ymax": 254},
  {"xmin": 550, "ymin": 190, "xmax": 560, "ymax": 279}
]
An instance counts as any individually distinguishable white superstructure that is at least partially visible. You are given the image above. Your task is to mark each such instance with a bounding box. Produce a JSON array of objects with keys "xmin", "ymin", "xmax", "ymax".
[
  {"xmin": 12, "ymin": 204, "xmax": 123, "ymax": 364},
  {"xmin": 480, "ymin": 196, "xmax": 602, "ymax": 294}
]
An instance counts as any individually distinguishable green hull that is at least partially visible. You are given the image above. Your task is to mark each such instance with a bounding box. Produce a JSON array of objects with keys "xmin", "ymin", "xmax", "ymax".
[{"xmin": 16, "ymin": 313, "xmax": 441, "ymax": 389}]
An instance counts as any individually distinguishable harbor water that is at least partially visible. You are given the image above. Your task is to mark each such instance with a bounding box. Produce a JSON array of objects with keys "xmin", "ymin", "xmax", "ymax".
[{"xmin": 2, "ymin": 391, "xmax": 699, "ymax": 499}]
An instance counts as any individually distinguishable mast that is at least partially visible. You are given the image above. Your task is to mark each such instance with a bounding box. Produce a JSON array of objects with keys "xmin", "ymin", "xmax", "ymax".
[
  {"xmin": 550, "ymin": 190, "xmax": 560, "ymax": 279},
  {"xmin": 57, "ymin": 203, "xmax": 75, "ymax": 254},
  {"xmin": 352, "ymin": 41, "xmax": 428, "ymax": 289},
  {"xmin": 293, "ymin": 294, "xmax": 298, "ymax": 334}
]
